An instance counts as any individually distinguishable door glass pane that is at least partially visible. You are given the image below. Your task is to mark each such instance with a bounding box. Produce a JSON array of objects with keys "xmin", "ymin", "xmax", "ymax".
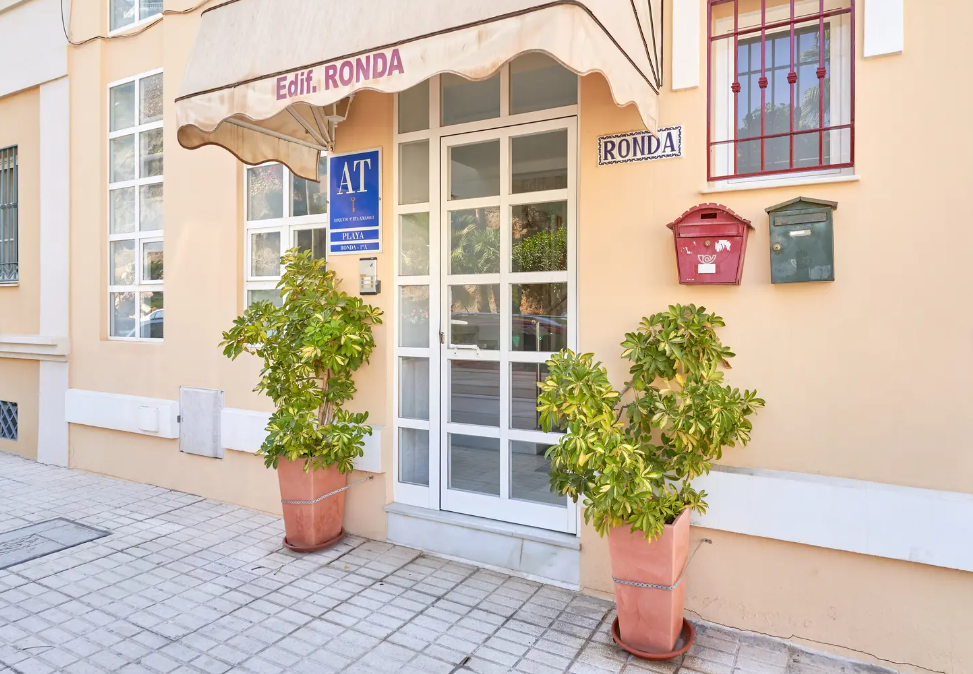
[
  {"xmin": 399, "ymin": 213, "xmax": 429, "ymax": 276},
  {"xmin": 110, "ymin": 240, "xmax": 135, "ymax": 285},
  {"xmin": 399, "ymin": 140, "xmax": 430, "ymax": 205},
  {"xmin": 140, "ymin": 129, "xmax": 164, "ymax": 178},
  {"xmin": 450, "ymin": 284, "xmax": 500, "ymax": 349},
  {"xmin": 449, "ymin": 434, "xmax": 500, "ymax": 496},
  {"xmin": 511, "ymin": 130, "xmax": 568, "ymax": 194},
  {"xmin": 398, "ymin": 80, "xmax": 430, "ymax": 134},
  {"xmin": 291, "ymin": 156, "xmax": 328, "ymax": 216},
  {"xmin": 247, "ymin": 165, "xmax": 284, "ymax": 221},
  {"xmin": 441, "ymin": 73, "xmax": 500, "ymax": 126},
  {"xmin": 142, "ymin": 241, "xmax": 163, "ymax": 282},
  {"xmin": 449, "ymin": 207, "xmax": 500, "ymax": 274},
  {"xmin": 139, "ymin": 73, "xmax": 163, "ymax": 124},
  {"xmin": 450, "ymin": 361, "xmax": 500, "ymax": 426},
  {"xmin": 110, "ymin": 187, "xmax": 136, "ymax": 234},
  {"xmin": 139, "ymin": 184, "xmax": 164, "ymax": 231},
  {"xmin": 512, "ymin": 201, "xmax": 568, "ymax": 272},
  {"xmin": 510, "ymin": 53, "xmax": 578, "ymax": 115},
  {"xmin": 251, "ymin": 231, "xmax": 281, "ymax": 277},
  {"xmin": 511, "ymin": 283, "xmax": 568, "ymax": 352},
  {"xmin": 511, "ymin": 441, "xmax": 563, "ymax": 506},
  {"xmin": 110, "ymin": 135, "xmax": 135, "ymax": 182},
  {"xmin": 399, "ymin": 357, "xmax": 430, "ymax": 420},
  {"xmin": 400, "ymin": 428, "xmax": 430, "ymax": 486},
  {"xmin": 511, "ymin": 363, "xmax": 554, "ymax": 431},
  {"xmin": 247, "ymin": 289, "xmax": 282, "ymax": 308},
  {"xmin": 449, "ymin": 141, "xmax": 500, "ymax": 200},
  {"xmin": 140, "ymin": 291, "xmax": 164, "ymax": 339},
  {"xmin": 110, "ymin": 292, "xmax": 137, "ymax": 337},
  {"xmin": 109, "ymin": 82, "xmax": 135, "ymax": 131},
  {"xmin": 399, "ymin": 286, "xmax": 429, "ymax": 347},
  {"xmin": 294, "ymin": 228, "xmax": 327, "ymax": 260}
]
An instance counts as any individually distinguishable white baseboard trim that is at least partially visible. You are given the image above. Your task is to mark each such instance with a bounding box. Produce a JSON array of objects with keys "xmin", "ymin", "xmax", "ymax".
[{"xmin": 693, "ymin": 466, "xmax": 973, "ymax": 574}]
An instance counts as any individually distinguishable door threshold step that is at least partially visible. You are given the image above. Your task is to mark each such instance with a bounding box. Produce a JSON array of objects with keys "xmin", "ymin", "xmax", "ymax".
[{"xmin": 385, "ymin": 503, "xmax": 581, "ymax": 588}]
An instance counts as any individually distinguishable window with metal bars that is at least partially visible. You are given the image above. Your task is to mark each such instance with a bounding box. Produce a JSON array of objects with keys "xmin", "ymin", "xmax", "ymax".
[
  {"xmin": 707, "ymin": 0, "xmax": 854, "ymax": 181},
  {"xmin": 0, "ymin": 146, "xmax": 17, "ymax": 284},
  {"xmin": 0, "ymin": 401, "xmax": 17, "ymax": 441}
]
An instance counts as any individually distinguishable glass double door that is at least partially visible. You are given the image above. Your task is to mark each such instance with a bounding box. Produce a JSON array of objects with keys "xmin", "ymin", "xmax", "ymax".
[{"xmin": 439, "ymin": 118, "xmax": 577, "ymax": 533}]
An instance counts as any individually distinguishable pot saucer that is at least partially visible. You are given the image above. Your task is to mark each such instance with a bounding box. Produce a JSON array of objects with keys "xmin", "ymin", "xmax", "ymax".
[
  {"xmin": 282, "ymin": 528, "xmax": 345, "ymax": 553},
  {"xmin": 611, "ymin": 617, "xmax": 695, "ymax": 661}
]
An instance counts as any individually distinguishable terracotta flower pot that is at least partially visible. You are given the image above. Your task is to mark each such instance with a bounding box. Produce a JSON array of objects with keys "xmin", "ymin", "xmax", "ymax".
[
  {"xmin": 277, "ymin": 458, "xmax": 347, "ymax": 552},
  {"xmin": 608, "ymin": 509, "xmax": 691, "ymax": 654}
]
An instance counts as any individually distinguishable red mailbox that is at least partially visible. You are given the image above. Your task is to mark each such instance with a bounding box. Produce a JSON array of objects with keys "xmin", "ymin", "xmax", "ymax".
[{"xmin": 666, "ymin": 203, "xmax": 754, "ymax": 285}]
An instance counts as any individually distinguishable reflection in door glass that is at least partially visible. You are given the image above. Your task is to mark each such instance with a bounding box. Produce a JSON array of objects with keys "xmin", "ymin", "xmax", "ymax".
[
  {"xmin": 510, "ymin": 53, "xmax": 578, "ymax": 115},
  {"xmin": 399, "ymin": 213, "xmax": 430, "ymax": 276},
  {"xmin": 399, "ymin": 286, "xmax": 430, "ymax": 347},
  {"xmin": 450, "ymin": 284, "xmax": 500, "ymax": 348},
  {"xmin": 449, "ymin": 141, "xmax": 500, "ymax": 199},
  {"xmin": 511, "ymin": 441, "xmax": 564, "ymax": 506},
  {"xmin": 399, "ymin": 357, "xmax": 430, "ymax": 420},
  {"xmin": 510, "ymin": 363, "xmax": 558, "ymax": 431},
  {"xmin": 511, "ymin": 283, "xmax": 568, "ymax": 352},
  {"xmin": 449, "ymin": 207, "xmax": 500, "ymax": 274},
  {"xmin": 449, "ymin": 361, "xmax": 500, "ymax": 426},
  {"xmin": 449, "ymin": 434, "xmax": 500, "ymax": 495},
  {"xmin": 400, "ymin": 428, "xmax": 429, "ymax": 486},
  {"xmin": 512, "ymin": 202, "xmax": 568, "ymax": 272},
  {"xmin": 511, "ymin": 130, "xmax": 568, "ymax": 193},
  {"xmin": 441, "ymin": 73, "xmax": 501, "ymax": 126}
]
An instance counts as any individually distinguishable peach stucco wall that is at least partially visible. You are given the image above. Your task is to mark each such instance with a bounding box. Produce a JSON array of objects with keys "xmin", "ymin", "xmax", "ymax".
[{"xmin": 0, "ymin": 358, "xmax": 39, "ymax": 460}]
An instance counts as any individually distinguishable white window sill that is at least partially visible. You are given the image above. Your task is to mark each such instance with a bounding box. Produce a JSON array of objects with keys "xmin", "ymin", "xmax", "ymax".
[
  {"xmin": 702, "ymin": 173, "xmax": 860, "ymax": 195},
  {"xmin": 0, "ymin": 282, "xmax": 19, "ymax": 288}
]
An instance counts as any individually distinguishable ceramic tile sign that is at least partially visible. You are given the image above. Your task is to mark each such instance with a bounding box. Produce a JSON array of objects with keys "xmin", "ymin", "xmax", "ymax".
[
  {"xmin": 598, "ymin": 125, "xmax": 682, "ymax": 166},
  {"xmin": 329, "ymin": 148, "xmax": 382, "ymax": 255}
]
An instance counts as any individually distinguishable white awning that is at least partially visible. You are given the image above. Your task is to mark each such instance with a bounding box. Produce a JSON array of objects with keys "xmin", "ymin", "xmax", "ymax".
[{"xmin": 175, "ymin": 0, "xmax": 663, "ymax": 180}]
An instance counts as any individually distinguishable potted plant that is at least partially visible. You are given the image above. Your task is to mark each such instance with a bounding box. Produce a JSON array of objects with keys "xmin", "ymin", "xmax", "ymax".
[
  {"xmin": 221, "ymin": 250, "xmax": 383, "ymax": 552},
  {"xmin": 538, "ymin": 304, "xmax": 763, "ymax": 656}
]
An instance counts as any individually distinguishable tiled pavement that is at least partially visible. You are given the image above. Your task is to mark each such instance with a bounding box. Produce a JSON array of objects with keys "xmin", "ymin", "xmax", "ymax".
[{"xmin": 0, "ymin": 452, "xmax": 893, "ymax": 674}]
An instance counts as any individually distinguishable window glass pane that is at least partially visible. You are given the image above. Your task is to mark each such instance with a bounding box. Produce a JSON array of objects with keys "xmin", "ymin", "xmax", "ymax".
[
  {"xmin": 511, "ymin": 130, "xmax": 568, "ymax": 194},
  {"xmin": 449, "ymin": 140, "xmax": 500, "ymax": 200},
  {"xmin": 511, "ymin": 283, "xmax": 568, "ymax": 352},
  {"xmin": 450, "ymin": 362, "xmax": 500, "ymax": 427},
  {"xmin": 247, "ymin": 289, "xmax": 282, "ymax": 308},
  {"xmin": 450, "ymin": 284, "xmax": 500, "ymax": 349},
  {"xmin": 140, "ymin": 129, "xmax": 164, "ymax": 178},
  {"xmin": 399, "ymin": 213, "xmax": 430, "ymax": 276},
  {"xmin": 140, "ymin": 291, "xmax": 164, "ymax": 339},
  {"xmin": 294, "ymin": 228, "xmax": 327, "ymax": 260},
  {"xmin": 110, "ymin": 187, "xmax": 136, "ymax": 234},
  {"xmin": 142, "ymin": 241, "xmax": 163, "ymax": 282},
  {"xmin": 399, "ymin": 428, "xmax": 430, "ymax": 486},
  {"xmin": 510, "ymin": 53, "xmax": 578, "ymax": 115},
  {"xmin": 511, "ymin": 441, "xmax": 563, "ymax": 506},
  {"xmin": 139, "ymin": 73, "xmax": 163, "ymax": 124},
  {"xmin": 399, "ymin": 357, "xmax": 430, "ymax": 420},
  {"xmin": 449, "ymin": 207, "xmax": 499, "ymax": 275},
  {"xmin": 399, "ymin": 140, "xmax": 430, "ymax": 205},
  {"xmin": 511, "ymin": 363, "xmax": 556, "ymax": 432},
  {"xmin": 140, "ymin": 0, "xmax": 162, "ymax": 18},
  {"xmin": 247, "ymin": 165, "xmax": 284, "ymax": 221},
  {"xmin": 251, "ymin": 231, "xmax": 281, "ymax": 277},
  {"xmin": 441, "ymin": 73, "xmax": 500, "ymax": 126},
  {"xmin": 110, "ymin": 82, "xmax": 135, "ymax": 131},
  {"xmin": 399, "ymin": 286, "xmax": 429, "ymax": 348},
  {"xmin": 110, "ymin": 292, "xmax": 137, "ymax": 337},
  {"xmin": 110, "ymin": 240, "xmax": 136, "ymax": 286},
  {"xmin": 449, "ymin": 434, "xmax": 499, "ymax": 495},
  {"xmin": 110, "ymin": 0, "xmax": 136, "ymax": 32},
  {"xmin": 291, "ymin": 156, "xmax": 328, "ymax": 216},
  {"xmin": 512, "ymin": 201, "xmax": 568, "ymax": 272},
  {"xmin": 110, "ymin": 135, "xmax": 135, "ymax": 183},
  {"xmin": 139, "ymin": 184, "xmax": 163, "ymax": 231},
  {"xmin": 398, "ymin": 80, "xmax": 430, "ymax": 134}
]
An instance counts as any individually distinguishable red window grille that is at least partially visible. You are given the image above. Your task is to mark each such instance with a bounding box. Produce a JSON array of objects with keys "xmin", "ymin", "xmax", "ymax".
[{"xmin": 707, "ymin": 0, "xmax": 855, "ymax": 181}]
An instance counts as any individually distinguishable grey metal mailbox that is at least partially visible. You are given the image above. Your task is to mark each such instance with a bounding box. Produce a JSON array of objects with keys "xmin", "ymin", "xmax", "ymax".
[{"xmin": 766, "ymin": 197, "xmax": 837, "ymax": 284}]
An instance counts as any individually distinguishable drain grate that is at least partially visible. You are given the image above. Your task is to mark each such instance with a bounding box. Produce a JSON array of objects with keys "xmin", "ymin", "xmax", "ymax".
[{"xmin": 0, "ymin": 518, "xmax": 110, "ymax": 570}]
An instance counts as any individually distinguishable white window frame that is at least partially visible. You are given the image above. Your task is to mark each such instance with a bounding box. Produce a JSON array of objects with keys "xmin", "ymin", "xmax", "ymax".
[
  {"xmin": 392, "ymin": 62, "xmax": 581, "ymax": 535},
  {"xmin": 710, "ymin": 0, "xmax": 853, "ymax": 186},
  {"xmin": 107, "ymin": 68, "xmax": 165, "ymax": 342},
  {"xmin": 108, "ymin": 0, "xmax": 164, "ymax": 35},
  {"xmin": 243, "ymin": 155, "xmax": 329, "ymax": 306}
]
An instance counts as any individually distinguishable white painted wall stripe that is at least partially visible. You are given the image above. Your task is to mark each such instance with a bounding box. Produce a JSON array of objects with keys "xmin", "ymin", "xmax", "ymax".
[
  {"xmin": 0, "ymin": 0, "xmax": 68, "ymax": 98},
  {"xmin": 671, "ymin": 0, "xmax": 701, "ymax": 90},
  {"xmin": 864, "ymin": 0, "xmax": 904, "ymax": 58}
]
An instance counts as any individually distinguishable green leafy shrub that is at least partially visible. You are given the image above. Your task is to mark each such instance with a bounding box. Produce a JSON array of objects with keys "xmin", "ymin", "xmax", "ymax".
[
  {"xmin": 538, "ymin": 304, "xmax": 764, "ymax": 540},
  {"xmin": 220, "ymin": 249, "xmax": 383, "ymax": 473}
]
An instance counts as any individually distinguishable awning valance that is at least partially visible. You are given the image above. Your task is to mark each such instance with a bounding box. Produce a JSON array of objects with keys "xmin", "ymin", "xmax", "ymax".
[{"xmin": 175, "ymin": 0, "xmax": 663, "ymax": 180}]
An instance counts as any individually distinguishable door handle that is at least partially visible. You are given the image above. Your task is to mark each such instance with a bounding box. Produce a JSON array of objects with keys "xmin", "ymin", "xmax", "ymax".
[{"xmin": 450, "ymin": 344, "xmax": 479, "ymax": 351}]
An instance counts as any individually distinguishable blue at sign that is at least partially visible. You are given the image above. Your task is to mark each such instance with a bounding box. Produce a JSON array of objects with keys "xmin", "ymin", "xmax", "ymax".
[{"xmin": 328, "ymin": 148, "xmax": 381, "ymax": 256}]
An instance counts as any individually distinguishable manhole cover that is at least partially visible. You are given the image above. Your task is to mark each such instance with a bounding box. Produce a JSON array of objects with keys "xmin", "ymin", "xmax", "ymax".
[{"xmin": 0, "ymin": 518, "xmax": 110, "ymax": 570}]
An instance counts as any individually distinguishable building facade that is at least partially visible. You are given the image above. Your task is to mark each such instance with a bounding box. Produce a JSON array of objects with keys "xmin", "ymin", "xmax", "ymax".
[{"xmin": 1, "ymin": 1, "xmax": 971, "ymax": 672}]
